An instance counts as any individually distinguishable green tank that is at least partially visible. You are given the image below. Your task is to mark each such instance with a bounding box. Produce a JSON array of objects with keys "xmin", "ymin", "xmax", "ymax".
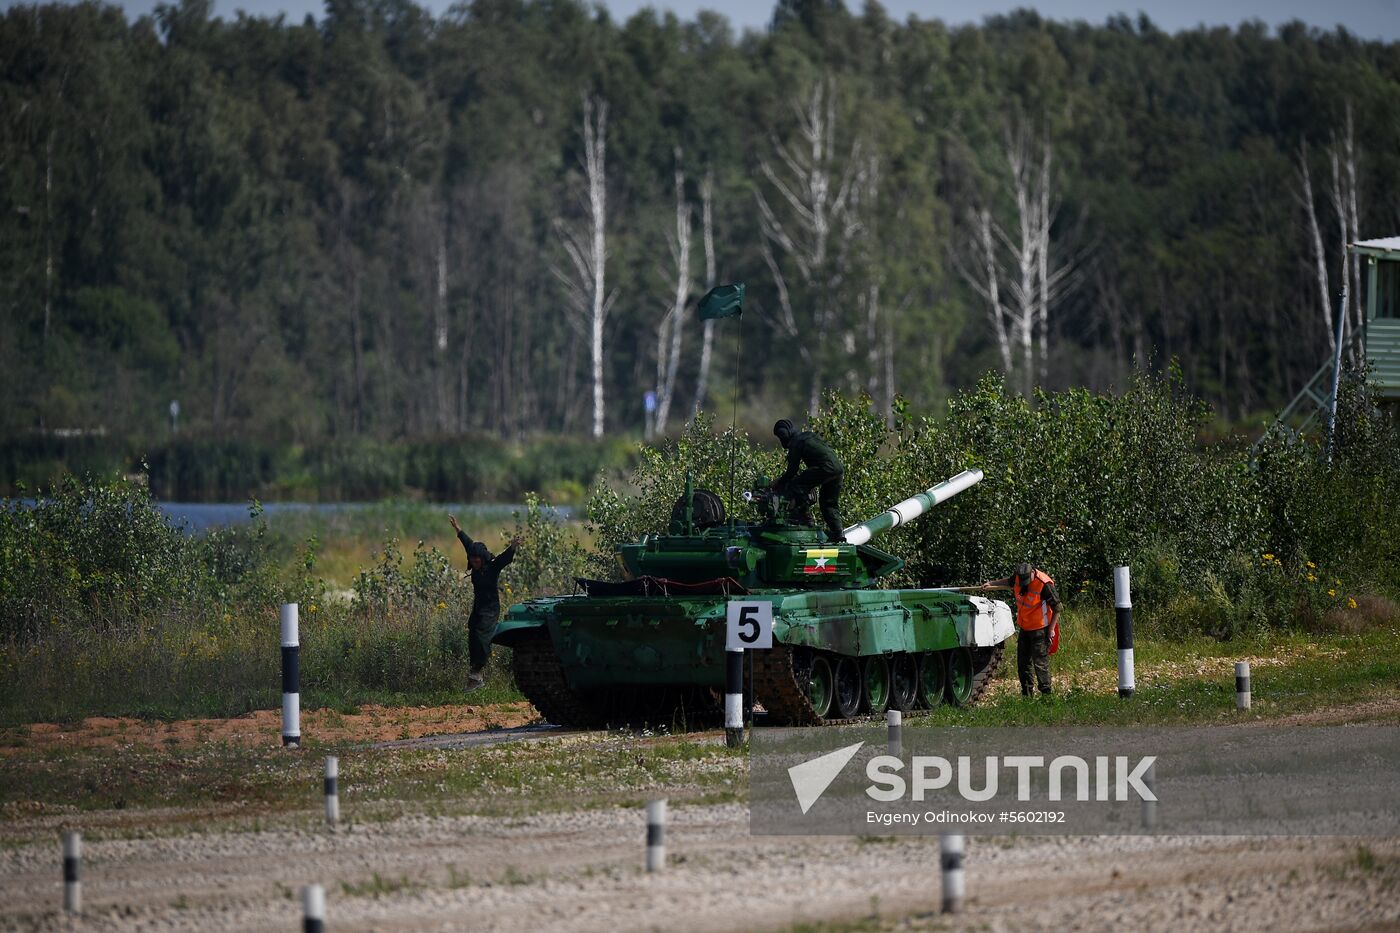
[{"xmin": 494, "ymin": 468, "xmax": 1013, "ymax": 727}]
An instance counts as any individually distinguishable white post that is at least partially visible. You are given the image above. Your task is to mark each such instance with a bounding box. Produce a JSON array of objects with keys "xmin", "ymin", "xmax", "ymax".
[
  {"xmin": 324, "ymin": 757, "xmax": 340, "ymax": 825},
  {"xmin": 1235, "ymin": 661, "xmax": 1252, "ymax": 710},
  {"xmin": 62, "ymin": 830, "xmax": 81, "ymax": 914},
  {"xmin": 281, "ymin": 603, "xmax": 301, "ymax": 747},
  {"xmin": 940, "ymin": 833, "xmax": 965, "ymax": 913},
  {"xmin": 886, "ymin": 708, "xmax": 902, "ymax": 757},
  {"xmin": 645, "ymin": 799, "xmax": 667, "ymax": 872},
  {"xmin": 1113, "ymin": 566, "xmax": 1135, "ymax": 698},
  {"xmin": 724, "ymin": 649, "xmax": 744, "ymax": 748},
  {"xmin": 301, "ymin": 883, "xmax": 325, "ymax": 933}
]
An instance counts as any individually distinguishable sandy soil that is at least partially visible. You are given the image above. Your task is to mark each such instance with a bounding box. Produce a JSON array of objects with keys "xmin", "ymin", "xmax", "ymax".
[
  {"xmin": 1, "ymin": 804, "xmax": 1397, "ymax": 932},
  {"xmin": 0, "ymin": 703, "xmax": 538, "ymax": 755}
]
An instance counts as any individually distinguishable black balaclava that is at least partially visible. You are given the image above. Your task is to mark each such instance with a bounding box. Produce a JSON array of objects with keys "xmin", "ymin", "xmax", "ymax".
[{"xmin": 773, "ymin": 419, "xmax": 795, "ymax": 448}]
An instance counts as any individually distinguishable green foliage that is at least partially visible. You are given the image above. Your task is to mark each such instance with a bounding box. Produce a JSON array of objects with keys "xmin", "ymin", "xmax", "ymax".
[
  {"xmin": 0, "ymin": 474, "xmax": 272, "ymax": 641},
  {"xmin": 501, "ymin": 494, "xmax": 588, "ymax": 598},
  {"xmin": 592, "ymin": 377, "xmax": 1399, "ymax": 638},
  {"xmin": 2, "ymin": 373, "xmax": 1396, "ymax": 724},
  {"xmin": 586, "ymin": 412, "xmax": 782, "ymax": 577},
  {"xmin": 0, "ymin": 472, "xmax": 585, "ymax": 722},
  {"xmin": 4, "ymin": 2, "xmax": 1398, "ymax": 450}
]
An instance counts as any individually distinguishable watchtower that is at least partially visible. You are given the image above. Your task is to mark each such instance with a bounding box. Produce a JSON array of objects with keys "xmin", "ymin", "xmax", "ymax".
[
  {"xmin": 1260, "ymin": 236, "xmax": 1400, "ymax": 447},
  {"xmin": 1353, "ymin": 237, "xmax": 1400, "ymax": 400}
]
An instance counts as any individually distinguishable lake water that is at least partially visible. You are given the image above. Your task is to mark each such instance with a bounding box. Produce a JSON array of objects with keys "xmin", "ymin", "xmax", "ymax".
[
  {"xmin": 9, "ymin": 498, "xmax": 574, "ymax": 533},
  {"xmin": 153, "ymin": 501, "xmax": 573, "ymax": 533}
]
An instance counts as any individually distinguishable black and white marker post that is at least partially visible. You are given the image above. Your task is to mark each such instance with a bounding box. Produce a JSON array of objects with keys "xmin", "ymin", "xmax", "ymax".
[
  {"xmin": 281, "ymin": 603, "xmax": 301, "ymax": 747},
  {"xmin": 886, "ymin": 709, "xmax": 903, "ymax": 757},
  {"xmin": 724, "ymin": 648, "xmax": 744, "ymax": 748},
  {"xmin": 1113, "ymin": 565, "xmax": 1135, "ymax": 699},
  {"xmin": 324, "ymin": 757, "xmax": 339, "ymax": 826},
  {"xmin": 940, "ymin": 833, "xmax": 965, "ymax": 914},
  {"xmin": 645, "ymin": 799, "xmax": 667, "ymax": 873},
  {"xmin": 62, "ymin": 831, "xmax": 81, "ymax": 914},
  {"xmin": 1235, "ymin": 661, "xmax": 1251, "ymax": 710},
  {"xmin": 302, "ymin": 883, "xmax": 325, "ymax": 933}
]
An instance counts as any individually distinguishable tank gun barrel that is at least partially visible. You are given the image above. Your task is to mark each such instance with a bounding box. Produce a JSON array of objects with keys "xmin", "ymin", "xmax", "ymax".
[{"xmin": 841, "ymin": 468, "xmax": 984, "ymax": 546}]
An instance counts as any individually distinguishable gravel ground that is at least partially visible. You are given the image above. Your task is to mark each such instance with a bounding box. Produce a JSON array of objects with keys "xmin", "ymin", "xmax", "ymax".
[{"xmin": 2, "ymin": 801, "xmax": 1397, "ymax": 932}]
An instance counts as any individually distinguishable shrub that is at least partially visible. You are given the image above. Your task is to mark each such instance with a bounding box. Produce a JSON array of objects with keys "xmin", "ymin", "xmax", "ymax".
[{"xmin": 588, "ymin": 371, "xmax": 1399, "ymax": 636}]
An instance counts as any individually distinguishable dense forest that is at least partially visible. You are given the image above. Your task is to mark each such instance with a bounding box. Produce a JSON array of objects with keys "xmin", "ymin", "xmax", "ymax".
[{"xmin": 3, "ymin": 0, "xmax": 1400, "ymax": 451}]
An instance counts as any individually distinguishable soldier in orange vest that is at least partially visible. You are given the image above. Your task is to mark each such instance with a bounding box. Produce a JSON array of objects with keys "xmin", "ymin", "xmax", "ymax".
[{"xmin": 980, "ymin": 562, "xmax": 1061, "ymax": 696}]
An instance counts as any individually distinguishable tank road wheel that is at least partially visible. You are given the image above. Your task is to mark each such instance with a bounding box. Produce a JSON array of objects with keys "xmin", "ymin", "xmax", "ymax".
[
  {"xmin": 889, "ymin": 655, "xmax": 918, "ymax": 712},
  {"xmin": 945, "ymin": 647, "xmax": 975, "ymax": 707},
  {"xmin": 832, "ymin": 657, "xmax": 863, "ymax": 719},
  {"xmin": 916, "ymin": 652, "xmax": 945, "ymax": 709},
  {"xmin": 804, "ymin": 655, "xmax": 835, "ymax": 720},
  {"xmin": 861, "ymin": 656, "xmax": 891, "ymax": 715}
]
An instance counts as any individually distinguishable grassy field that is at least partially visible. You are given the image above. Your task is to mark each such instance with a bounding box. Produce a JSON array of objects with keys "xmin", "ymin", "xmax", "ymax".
[{"xmin": 0, "ymin": 499, "xmax": 595, "ymax": 726}]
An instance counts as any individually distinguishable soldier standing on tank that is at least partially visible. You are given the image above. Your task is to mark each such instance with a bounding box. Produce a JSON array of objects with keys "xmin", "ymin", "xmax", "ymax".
[
  {"xmin": 980, "ymin": 562, "xmax": 1061, "ymax": 696},
  {"xmin": 771, "ymin": 419, "xmax": 846, "ymax": 543},
  {"xmin": 448, "ymin": 514, "xmax": 521, "ymax": 693}
]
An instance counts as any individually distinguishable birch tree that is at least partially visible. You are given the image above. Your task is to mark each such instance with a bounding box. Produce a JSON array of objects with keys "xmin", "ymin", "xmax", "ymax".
[
  {"xmin": 552, "ymin": 94, "xmax": 614, "ymax": 438},
  {"xmin": 651, "ymin": 147, "xmax": 691, "ymax": 437},
  {"xmin": 1295, "ymin": 139, "xmax": 1334, "ymax": 356},
  {"xmin": 1328, "ymin": 104, "xmax": 1362, "ymax": 350},
  {"xmin": 692, "ymin": 170, "xmax": 717, "ymax": 417},
  {"xmin": 756, "ymin": 77, "xmax": 866, "ymax": 413},
  {"xmin": 955, "ymin": 121, "xmax": 1077, "ymax": 396}
]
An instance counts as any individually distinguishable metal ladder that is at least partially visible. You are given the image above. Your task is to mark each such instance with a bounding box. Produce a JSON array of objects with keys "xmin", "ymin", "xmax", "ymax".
[{"xmin": 1252, "ymin": 329, "xmax": 1364, "ymax": 456}]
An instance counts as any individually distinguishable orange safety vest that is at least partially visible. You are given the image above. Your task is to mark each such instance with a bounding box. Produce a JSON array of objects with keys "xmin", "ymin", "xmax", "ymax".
[{"xmin": 1013, "ymin": 570, "xmax": 1056, "ymax": 631}]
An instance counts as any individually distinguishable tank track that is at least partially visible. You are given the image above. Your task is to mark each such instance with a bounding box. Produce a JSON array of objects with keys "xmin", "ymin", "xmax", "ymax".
[
  {"xmin": 751, "ymin": 643, "xmax": 826, "ymax": 725},
  {"xmin": 967, "ymin": 644, "xmax": 1005, "ymax": 706},
  {"xmin": 753, "ymin": 642, "xmax": 1006, "ymax": 725},
  {"xmin": 511, "ymin": 631, "xmax": 614, "ymax": 729},
  {"xmin": 513, "ymin": 631, "xmax": 718, "ymax": 730},
  {"xmin": 515, "ymin": 630, "xmax": 1005, "ymax": 729}
]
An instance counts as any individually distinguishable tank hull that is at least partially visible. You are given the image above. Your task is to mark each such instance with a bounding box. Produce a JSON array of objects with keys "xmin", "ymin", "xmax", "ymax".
[{"xmin": 495, "ymin": 590, "xmax": 1013, "ymax": 726}]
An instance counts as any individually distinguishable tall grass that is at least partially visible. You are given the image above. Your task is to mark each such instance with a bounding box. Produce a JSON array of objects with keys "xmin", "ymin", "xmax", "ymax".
[{"xmin": 0, "ymin": 480, "xmax": 579, "ymax": 725}]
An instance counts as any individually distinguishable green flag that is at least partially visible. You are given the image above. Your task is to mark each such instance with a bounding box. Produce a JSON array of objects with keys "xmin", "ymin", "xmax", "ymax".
[{"xmin": 698, "ymin": 283, "xmax": 745, "ymax": 321}]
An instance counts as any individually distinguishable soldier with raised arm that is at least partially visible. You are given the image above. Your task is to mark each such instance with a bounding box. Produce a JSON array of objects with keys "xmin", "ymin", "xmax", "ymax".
[{"xmin": 448, "ymin": 514, "xmax": 521, "ymax": 693}]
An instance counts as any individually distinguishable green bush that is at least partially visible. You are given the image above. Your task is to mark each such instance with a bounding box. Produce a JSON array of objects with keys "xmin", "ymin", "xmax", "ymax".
[
  {"xmin": 589, "ymin": 372, "xmax": 1399, "ymax": 637},
  {"xmin": 0, "ymin": 473, "xmax": 585, "ymax": 723}
]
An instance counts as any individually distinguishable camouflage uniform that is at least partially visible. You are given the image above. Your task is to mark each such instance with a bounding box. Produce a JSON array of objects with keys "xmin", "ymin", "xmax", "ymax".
[
  {"xmin": 773, "ymin": 421, "xmax": 846, "ymax": 541},
  {"xmin": 1017, "ymin": 627, "xmax": 1052, "ymax": 696},
  {"xmin": 456, "ymin": 530, "xmax": 516, "ymax": 673}
]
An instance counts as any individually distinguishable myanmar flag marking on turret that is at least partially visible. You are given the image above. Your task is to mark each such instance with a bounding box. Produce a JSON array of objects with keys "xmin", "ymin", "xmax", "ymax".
[{"xmin": 803, "ymin": 548, "xmax": 841, "ymax": 574}]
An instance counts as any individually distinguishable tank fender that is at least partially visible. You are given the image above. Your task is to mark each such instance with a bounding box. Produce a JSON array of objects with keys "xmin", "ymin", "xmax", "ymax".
[
  {"xmin": 967, "ymin": 596, "xmax": 1014, "ymax": 647},
  {"xmin": 491, "ymin": 600, "xmax": 555, "ymax": 648}
]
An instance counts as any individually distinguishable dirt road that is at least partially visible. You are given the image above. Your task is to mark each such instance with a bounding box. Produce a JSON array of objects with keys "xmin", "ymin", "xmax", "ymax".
[{"xmin": 3, "ymin": 798, "xmax": 1397, "ymax": 931}]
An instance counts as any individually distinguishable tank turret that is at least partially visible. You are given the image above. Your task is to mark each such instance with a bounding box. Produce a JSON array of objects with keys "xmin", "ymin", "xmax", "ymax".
[{"xmin": 616, "ymin": 468, "xmax": 984, "ymax": 590}]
